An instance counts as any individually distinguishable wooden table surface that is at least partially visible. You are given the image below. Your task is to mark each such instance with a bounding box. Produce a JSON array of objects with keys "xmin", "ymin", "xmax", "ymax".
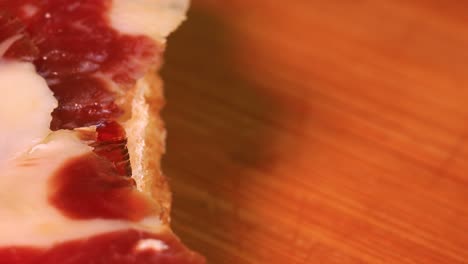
[{"xmin": 161, "ymin": 1, "xmax": 468, "ymax": 263}]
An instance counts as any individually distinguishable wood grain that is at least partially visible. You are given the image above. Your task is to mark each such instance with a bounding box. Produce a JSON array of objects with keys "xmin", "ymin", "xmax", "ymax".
[{"xmin": 161, "ymin": 1, "xmax": 468, "ymax": 263}]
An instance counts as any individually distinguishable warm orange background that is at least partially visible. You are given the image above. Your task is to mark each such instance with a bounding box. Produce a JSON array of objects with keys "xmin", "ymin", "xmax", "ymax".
[{"xmin": 161, "ymin": 1, "xmax": 468, "ymax": 263}]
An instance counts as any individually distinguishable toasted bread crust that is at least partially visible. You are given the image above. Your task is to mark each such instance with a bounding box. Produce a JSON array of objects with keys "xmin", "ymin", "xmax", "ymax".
[
  {"xmin": 120, "ymin": 0, "xmax": 190, "ymax": 224},
  {"xmin": 125, "ymin": 67, "xmax": 171, "ymax": 223}
]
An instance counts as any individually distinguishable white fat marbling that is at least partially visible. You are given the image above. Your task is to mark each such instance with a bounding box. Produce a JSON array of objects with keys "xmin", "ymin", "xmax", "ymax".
[
  {"xmin": 0, "ymin": 61, "xmax": 57, "ymax": 168},
  {"xmin": 0, "ymin": 131, "xmax": 163, "ymax": 247},
  {"xmin": 109, "ymin": 0, "xmax": 189, "ymax": 43}
]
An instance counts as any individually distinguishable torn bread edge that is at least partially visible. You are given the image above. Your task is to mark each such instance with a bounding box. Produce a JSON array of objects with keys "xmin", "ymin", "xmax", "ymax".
[{"xmin": 118, "ymin": 0, "xmax": 190, "ymax": 223}]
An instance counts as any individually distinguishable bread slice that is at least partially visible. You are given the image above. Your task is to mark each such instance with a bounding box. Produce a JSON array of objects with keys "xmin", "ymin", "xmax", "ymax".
[
  {"xmin": 117, "ymin": 0, "xmax": 197, "ymax": 223},
  {"xmin": 112, "ymin": 0, "xmax": 189, "ymax": 224},
  {"xmin": 125, "ymin": 68, "xmax": 172, "ymax": 222},
  {"xmin": 0, "ymin": 0, "xmax": 203, "ymax": 262}
]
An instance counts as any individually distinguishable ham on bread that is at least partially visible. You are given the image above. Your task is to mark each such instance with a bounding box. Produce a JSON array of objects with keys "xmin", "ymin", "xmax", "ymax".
[{"xmin": 0, "ymin": 0, "xmax": 204, "ymax": 263}]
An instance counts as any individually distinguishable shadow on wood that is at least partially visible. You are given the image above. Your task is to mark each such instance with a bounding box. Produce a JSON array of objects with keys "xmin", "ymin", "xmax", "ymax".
[{"xmin": 161, "ymin": 4, "xmax": 288, "ymax": 263}]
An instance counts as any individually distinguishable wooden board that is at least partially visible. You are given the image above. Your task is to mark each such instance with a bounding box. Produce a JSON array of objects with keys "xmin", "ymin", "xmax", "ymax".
[{"xmin": 161, "ymin": 1, "xmax": 468, "ymax": 263}]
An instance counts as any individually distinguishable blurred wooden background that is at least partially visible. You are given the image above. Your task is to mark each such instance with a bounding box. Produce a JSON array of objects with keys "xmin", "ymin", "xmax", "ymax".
[{"xmin": 161, "ymin": 1, "xmax": 468, "ymax": 263}]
